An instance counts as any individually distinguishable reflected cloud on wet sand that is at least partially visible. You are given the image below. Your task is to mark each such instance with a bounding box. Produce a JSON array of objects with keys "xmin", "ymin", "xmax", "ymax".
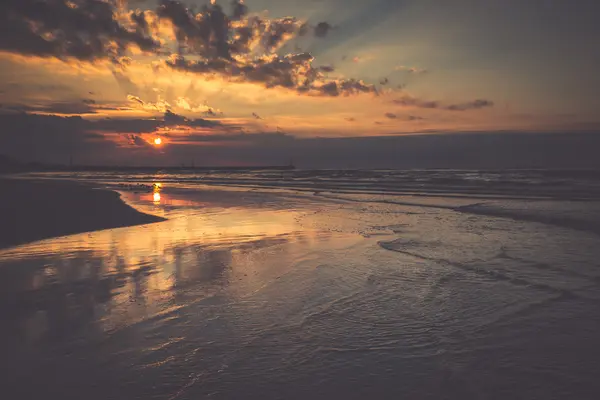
[{"xmin": 0, "ymin": 187, "xmax": 346, "ymax": 356}]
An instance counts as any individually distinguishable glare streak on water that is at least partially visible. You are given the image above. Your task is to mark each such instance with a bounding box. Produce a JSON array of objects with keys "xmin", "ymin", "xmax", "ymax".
[{"xmin": 2, "ymin": 169, "xmax": 600, "ymax": 399}]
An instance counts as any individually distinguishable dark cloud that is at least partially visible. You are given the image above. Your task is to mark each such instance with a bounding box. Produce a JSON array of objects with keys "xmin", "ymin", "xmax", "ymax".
[
  {"xmin": 3, "ymin": 110, "xmax": 600, "ymax": 170},
  {"xmin": 155, "ymin": 1, "xmax": 371, "ymax": 96},
  {"xmin": 394, "ymin": 95, "xmax": 494, "ymax": 111},
  {"xmin": 167, "ymin": 53, "xmax": 376, "ymax": 97},
  {"xmin": 384, "ymin": 112, "xmax": 424, "ymax": 121},
  {"xmin": 184, "ymin": 116, "xmax": 224, "ymax": 129},
  {"xmin": 0, "ymin": 82, "xmax": 73, "ymax": 94},
  {"xmin": 204, "ymin": 108, "xmax": 219, "ymax": 117},
  {"xmin": 126, "ymin": 95, "xmax": 145, "ymax": 107},
  {"xmin": 230, "ymin": 1, "xmax": 249, "ymax": 21},
  {"xmin": 298, "ymin": 23, "xmax": 310, "ymax": 37},
  {"xmin": 4, "ymin": 102, "xmax": 98, "ymax": 115},
  {"xmin": 393, "ymin": 96, "xmax": 440, "ymax": 109},
  {"xmin": 100, "ymin": 110, "xmax": 224, "ymax": 131},
  {"xmin": 0, "ymin": 0, "xmax": 372, "ymax": 98},
  {"xmin": 316, "ymin": 79, "xmax": 375, "ymax": 97},
  {"xmin": 262, "ymin": 17, "xmax": 302, "ymax": 53},
  {"xmin": 124, "ymin": 97, "xmax": 225, "ymax": 128},
  {"xmin": 156, "ymin": 0, "xmax": 232, "ymax": 58},
  {"xmin": 0, "ymin": 112, "xmax": 116, "ymax": 164},
  {"xmin": 176, "ymin": 131, "xmax": 292, "ymax": 143},
  {"xmin": 130, "ymin": 10, "xmax": 151, "ymax": 36},
  {"xmin": 0, "ymin": 108, "xmax": 233, "ymax": 164},
  {"xmin": 314, "ymin": 22, "xmax": 333, "ymax": 38},
  {"xmin": 395, "ymin": 66, "xmax": 428, "ymax": 74},
  {"xmin": 126, "ymin": 134, "xmax": 151, "ymax": 147},
  {"xmin": 93, "ymin": 118, "xmax": 161, "ymax": 134},
  {"xmin": 0, "ymin": 0, "xmax": 159, "ymax": 64},
  {"xmin": 446, "ymin": 99, "xmax": 494, "ymax": 111},
  {"xmin": 163, "ymin": 109, "xmax": 187, "ymax": 125}
]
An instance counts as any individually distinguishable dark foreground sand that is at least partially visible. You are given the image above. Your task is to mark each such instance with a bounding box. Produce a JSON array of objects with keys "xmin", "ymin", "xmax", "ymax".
[{"xmin": 0, "ymin": 178, "xmax": 165, "ymax": 249}]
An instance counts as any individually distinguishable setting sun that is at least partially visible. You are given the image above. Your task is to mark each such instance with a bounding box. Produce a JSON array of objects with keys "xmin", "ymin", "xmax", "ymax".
[{"xmin": 154, "ymin": 138, "xmax": 162, "ymax": 146}]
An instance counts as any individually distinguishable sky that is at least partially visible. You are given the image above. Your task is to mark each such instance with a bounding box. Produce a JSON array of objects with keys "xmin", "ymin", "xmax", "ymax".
[{"xmin": 0, "ymin": 0, "xmax": 599, "ymax": 167}]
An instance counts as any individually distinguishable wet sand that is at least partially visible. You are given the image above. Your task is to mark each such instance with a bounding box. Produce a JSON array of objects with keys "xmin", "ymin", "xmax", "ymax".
[
  {"xmin": 1, "ymin": 178, "xmax": 600, "ymax": 399},
  {"xmin": 0, "ymin": 178, "xmax": 165, "ymax": 249}
]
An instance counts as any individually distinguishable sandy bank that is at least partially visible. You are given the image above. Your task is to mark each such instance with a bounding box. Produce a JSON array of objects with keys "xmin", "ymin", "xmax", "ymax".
[{"xmin": 0, "ymin": 178, "xmax": 165, "ymax": 249}]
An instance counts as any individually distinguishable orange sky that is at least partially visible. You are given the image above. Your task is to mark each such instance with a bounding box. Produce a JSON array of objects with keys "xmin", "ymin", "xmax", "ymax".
[{"xmin": 1, "ymin": 0, "xmax": 599, "ymax": 166}]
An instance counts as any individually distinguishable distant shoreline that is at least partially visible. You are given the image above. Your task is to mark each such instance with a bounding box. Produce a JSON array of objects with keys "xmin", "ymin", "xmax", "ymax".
[
  {"xmin": 0, "ymin": 163, "xmax": 296, "ymax": 174},
  {"xmin": 0, "ymin": 178, "xmax": 165, "ymax": 250}
]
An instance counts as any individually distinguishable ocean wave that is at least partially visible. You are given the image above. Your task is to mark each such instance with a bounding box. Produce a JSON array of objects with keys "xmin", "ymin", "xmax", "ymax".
[{"xmin": 23, "ymin": 169, "xmax": 600, "ymax": 201}]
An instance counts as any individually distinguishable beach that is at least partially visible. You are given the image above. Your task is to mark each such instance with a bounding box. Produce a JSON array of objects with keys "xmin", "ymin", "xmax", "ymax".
[
  {"xmin": 0, "ymin": 178, "xmax": 164, "ymax": 249},
  {"xmin": 1, "ymin": 171, "xmax": 600, "ymax": 399}
]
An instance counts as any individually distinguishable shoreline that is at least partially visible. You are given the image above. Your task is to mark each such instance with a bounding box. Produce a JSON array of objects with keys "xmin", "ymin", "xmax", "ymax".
[{"xmin": 0, "ymin": 178, "xmax": 166, "ymax": 250}]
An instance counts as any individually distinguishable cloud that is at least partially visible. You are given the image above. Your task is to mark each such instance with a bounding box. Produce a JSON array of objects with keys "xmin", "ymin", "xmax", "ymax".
[
  {"xmin": 127, "ymin": 94, "xmax": 171, "ymax": 113},
  {"xmin": 0, "ymin": 0, "xmax": 376, "ymax": 98},
  {"xmin": 0, "ymin": 0, "xmax": 159, "ymax": 64},
  {"xmin": 156, "ymin": 0, "xmax": 231, "ymax": 58},
  {"xmin": 92, "ymin": 117, "xmax": 162, "ymax": 134},
  {"xmin": 170, "ymin": 112, "xmax": 224, "ymax": 129},
  {"xmin": 126, "ymin": 94, "xmax": 223, "ymax": 120},
  {"xmin": 130, "ymin": 10, "xmax": 151, "ymax": 36},
  {"xmin": 445, "ymin": 99, "xmax": 494, "ymax": 111},
  {"xmin": 166, "ymin": 53, "xmax": 376, "ymax": 97},
  {"xmin": 126, "ymin": 134, "xmax": 151, "ymax": 147},
  {"xmin": 5, "ymin": 110, "xmax": 599, "ymax": 170},
  {"xmin": 175, "ymin": 97, "xmax": 220, "ymax": 115},
  {"xmin": 394, "ymin": 95, "xmax": 494, "ymax": 111},
  {"xmin": 163, "ymin": 109, "xmax": 186, "ymax": 125},
  {"xmin": 0, "ymin": 106, "xmax": 237, "ymax": 164},
  {"xmin": 155, "ymin": 0, "xmax": 308, "ymax": 57},
  {"xmin": 395, "ymin": 66, "xmax": 428, "ymax": 74},
  {"xmin": 155, "ymin": 1, "xmax": 374, "ymax": 97},
  {"xmin": 230, "ymin": 1, "xmax": 249, "ymax": 21},
  {"xmin": 384, "ymin": 112, "xmax": 424, "ymax": 121},
  {"xmin": 175, "ymin": 131, "xmax": 292, "ymax": 143},
  {"xmin": 0, "ymin": 112, "xmax": 117, "ymax": 163},
  {"xmin": 314, "ymin": 22, "xmax": 333, "ymax": 38},
  {"xmin": 3, "ymin": 101, "xmax": 103, "ymax": 115},
  {"xmin": 393, "ymin": 96, "xmax": 439, "ymax": 109}
]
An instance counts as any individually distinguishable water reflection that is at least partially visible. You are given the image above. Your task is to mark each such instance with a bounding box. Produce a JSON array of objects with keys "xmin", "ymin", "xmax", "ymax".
[
  {"xmin": 0, "ymin": 200, "xmax": 327, "ymax": 352},
  {"xmin": 152, "ymin": 182, "xmax": 162, "ymax": 204}
]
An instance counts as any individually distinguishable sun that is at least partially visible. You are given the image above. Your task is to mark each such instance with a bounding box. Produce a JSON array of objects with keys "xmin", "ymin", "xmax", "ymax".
[{"xmin": 154, "ymin": 137, "xmax": 162, "ymax": 145}]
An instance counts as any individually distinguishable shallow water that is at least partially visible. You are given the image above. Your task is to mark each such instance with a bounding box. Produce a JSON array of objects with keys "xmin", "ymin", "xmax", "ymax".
[{"xmin": 2, "ymin": 173, "xmax": 600, "ymax": 399}]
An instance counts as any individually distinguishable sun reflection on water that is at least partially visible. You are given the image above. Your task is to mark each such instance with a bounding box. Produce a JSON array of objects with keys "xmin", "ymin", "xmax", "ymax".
[{"xmin": 152, "ymin": 182, "xmax": 162, "ymax": 204}]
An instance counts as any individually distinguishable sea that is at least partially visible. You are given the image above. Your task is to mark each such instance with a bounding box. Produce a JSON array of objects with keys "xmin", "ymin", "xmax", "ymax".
[{"xmin": 1, "ymin": 168, "xmax": 600, "ymax": 399}]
